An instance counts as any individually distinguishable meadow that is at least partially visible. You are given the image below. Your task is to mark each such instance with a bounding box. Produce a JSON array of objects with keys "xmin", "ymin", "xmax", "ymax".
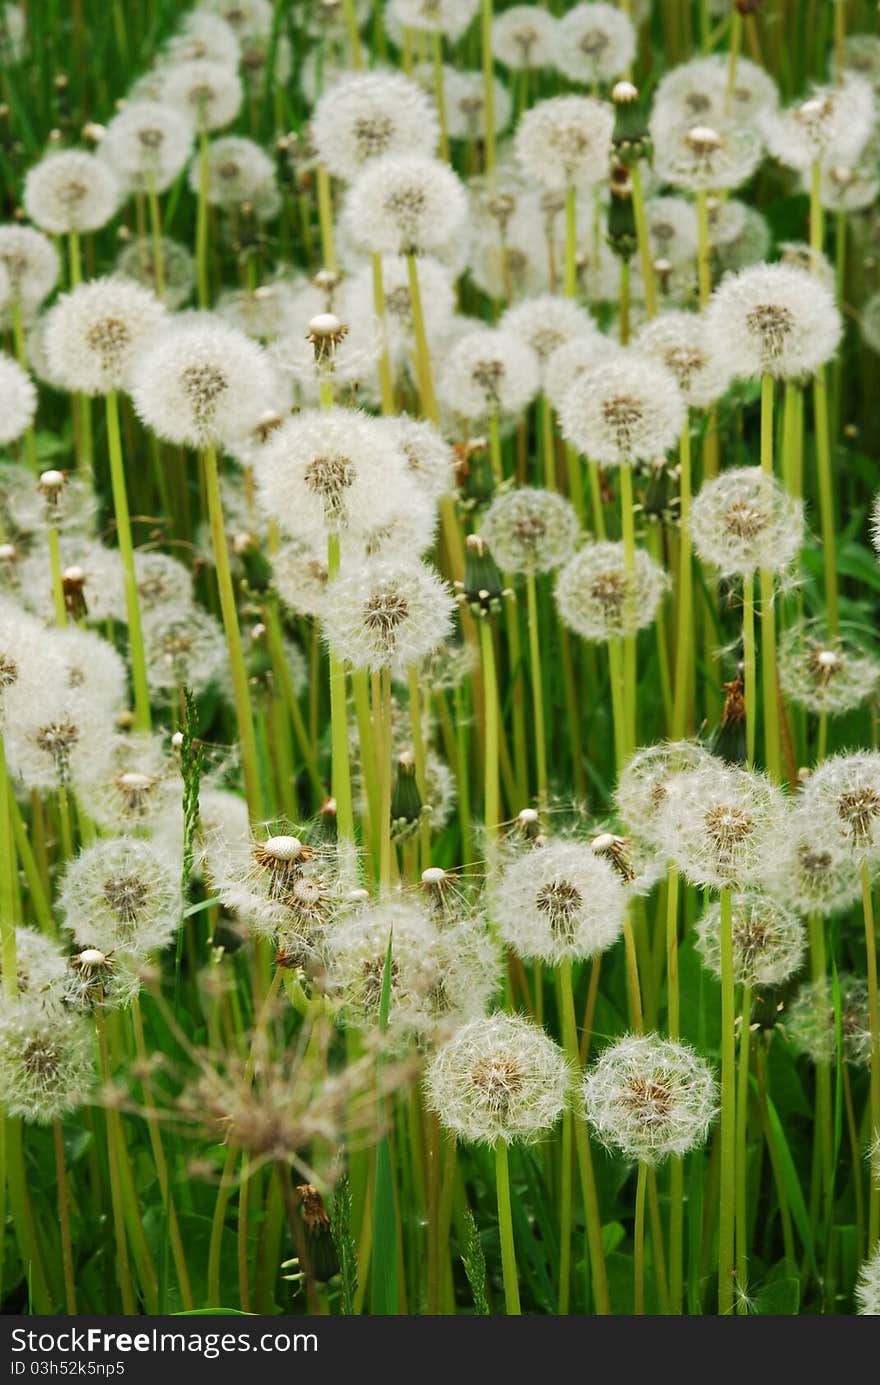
[{"xmin": 1, "ymin": 0, "xmax": 880, "ymax": 1318}]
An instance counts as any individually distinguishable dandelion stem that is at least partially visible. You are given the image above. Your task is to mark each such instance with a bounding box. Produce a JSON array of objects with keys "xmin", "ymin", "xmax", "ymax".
[
  {"xmin": 860, "ymin": 857, "xmax": 880, "ymax": 1248},
  {"xmin": 106, "ymin": 390, "xmax": 151, "ymax": 732},
  {"xmin": 432, "ymin": 34, "xmax": 449, "ymax": 162},
  {"xmin": 480, "ymin": 0, "xmax": 496, "ymax": 180},
  {"xmin": 564, "ymin": 185, "xmax": 577, "ymax": 300},
  {"xmin": 630, "ymin": 163, "xmax": 656, "ymax": 319},
  {"xmin": 742, "ymin": 575, "xmax": 756, "ymax": 766},
  {"xmin": 634, "ymin": 1160, "xmax": 648, "ymax": 1314},
  {"xmin": 196, "ymin": 127, "xmax": 209, "ymax": 308},
  {"xmin": 326, "ymin": 532, "xmax": 355, "ymax": 845},
  {"xmin": 494, "ymin": 1140, "xmax": 520, "ymax": 1314},
  {"xmin": 718, "ymin": 886, "xmax": 736, "ymax": 1315},
  {"xmin": 371, "ymin": 253, "xmax": 396, "ymax": 416},
  {"xmin": 672, "ymin": 415, "xmax": 692, "ymax": 739},
  {"xmin": 146, "ymin": 178, "xmax": 165, "ymax": 301},
  {"xmin": 735, "ymin": 985, "xmax": 752, "ymax": 1312},
  {"xmin": 813, "ymin": 368, "xmax": 838, "ymax": 635},
  {"xmin": 47, "ymin": 521, "xmax": 67, "ymax": 627},
  {"xmin": 525, "ymin": 571, "xmax": 547, "ymax": 807},
  {"xmin": 202, "ymin": 443, "xmax": 263, "ymax": 819},
  {"xmin": 95, "ymin": 1009, "xmax": 137, "ymax": 1313},
  {"xmin": 406, "ymin": 252, "xmax": 438, "ymax": 423},
  {"xmin": 478, "ymin": 617, "xmax": 500, "ymax": 851},
  {"xmin": 695, "ymin": 189, "xmax": 711, "ymax": 307},
  {"xmin": 619, "ymin": 464, "xmax": 638, "ymax": 757},
  {"xmin": 53, "ymin": 1120, "xmax": 77, "ymax": 1314},
  {"xmin": 759, "ymin": 376, "xmax": 781, "ymax": 782}
]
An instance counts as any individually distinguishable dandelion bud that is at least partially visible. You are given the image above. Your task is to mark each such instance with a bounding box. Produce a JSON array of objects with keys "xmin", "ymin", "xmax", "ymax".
[
  {"xmin": 425, "ymin": 1012, "xmax": 570, "ymax": 1145},
  {"xmin": 612, "ymin": 80, "xmax": 651, "ymax": 165},
  {"xmin": 490, "ymin": 838, "xmax": 626, "ymax": 965},
  {"xmin": 583, "ymin": 1034, "xmax": 717, "ymax": 1163},
  {"xmin": 461, "ymin": 533, "xmax": 506, "ymax": 618},
  {"xmin": 391, "ymin": 752, "xmax": 422, "ymax": 841},
  {"xmin": 0, "ymin": 1002, "xmax": 95, "ymax": 1123},
  {"xmin": 516, "ymin": 807, "xmax": 542, "ymax": 839},
  {"xmin": 607, "ymin": 167, "xmax": 637, "ymax": 262},
  {"xmin": 305, "ymin": 312, "xmax": 349, "ymax": 365}
]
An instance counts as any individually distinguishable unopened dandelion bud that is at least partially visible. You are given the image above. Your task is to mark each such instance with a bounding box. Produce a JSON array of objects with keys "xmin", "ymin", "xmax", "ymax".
[
  {"xmin": 391, "ymin": 752, "xmax": 423, "ymax": 841},
  {"xmin": 608, "ymin": 168, "xmax": 637, "ymax": 261},
  {"xmin": 461, "ymin": 533, "xmax": 506, "ymax": 618},
  {"xmin": 306, "ymin": 312, "xmax": 349, "ymax": 365},
  {"xmin": 516, "ymin": 807, "xmax": 542, "ymax": 840},
  {"xmin": 612, "ymin": 81, "xmax": 651, "ymax": 165}
]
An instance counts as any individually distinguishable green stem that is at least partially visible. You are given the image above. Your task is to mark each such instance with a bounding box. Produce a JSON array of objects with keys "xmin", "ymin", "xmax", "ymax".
[
  {"xmin": 718, "ymin": 886, "xmax": 736, "ymax": 1315},
  {"xmin": 630, "ymin": 163, "xmax": 656, "ymax": 319},
  {"xmin": 860, "ymin": 858, "xmax": 880, "ymax": 1249},
  {"xmin": 327, "ymin": 532, "xmax": 355, "ymax": 845},
  {"xmin": 53, "ymin": 1120, "xmax": 77, "ymax": 1314},
  {"xmin": 525, "ymin": 571, "xmax": 547, "ymax": 807},
  {"xmin": 735, "ymin": 984, "xmax": 752, "ymax": 1312},
  {"xmin": 672, "ymin": 418, "xmax": 692, "ymax": 739},
  {"xmin": 432, "ymin": 33, "xmax": 449, "ymax": 162},
  {"xmin": 406, "ymin": 252, "xmax": 438, "ymax": 423},
  {"xmin": 106, "ymin": 390, "xmax": 151, "ymax": 731},
  {"xmin": 371, "ymin": 253, "xmax": 395, "ymax": 416},
  {"xmin": 564, "ymin": 184, "xmax": 577, "ymax": 300},
  {"xmin": 479, "ymin": 618, "xmax": 500, "ymax": 852},
  {"xmin": 742, "ymin": 575, "xmax": 756, "ymax": 767},
  {"xmin": 634, "ymin": 1161, "xmax": 648, "ymax": 1314},
  {"xmin": 494, "ymin": 1140, "xmax": 520, "ymax": 1314},
  {"xmin": 196, "ymin": 127, "xmax": 209, "ymax": 307},
  {"xmin": 147, "ymin": 178, "xmax": 165, "ymax": 300},
  {"xmin": 203, "ymin": 443, "xmax": 262, "ymax": 819},
  {"xmin": 619, "ymin": 464, "xmax": 637, "ymax": 756},
  {"xmin": 480, "ymin": 0, "xmax": 496, "ymax": 179},
  {"xmin": 813, "ymin": 368, "xmax": 838, "ymax": 634},
  {"xmin": 695, "ymin": 189, "xmax": 711, "ymax": 307}
]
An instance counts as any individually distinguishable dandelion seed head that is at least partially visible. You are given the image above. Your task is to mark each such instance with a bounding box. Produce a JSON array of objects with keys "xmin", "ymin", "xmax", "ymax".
[
  {"xmin": 492, "ymin": 5, "xmax": 557, "ymax": 71},
  {"xmin": 650, "ymin": 110, "xmax": 763, "ymax": 191},
  {"xmin": 514, "ymin": 95, "xmax": 615, "ymax": 192},
  {"xmin": 652, "ymin": 54, "xmax": 778, "ymax": 130},
  {"xmin": 162, "ymin": 58, "xmax": 243, "ymax": 131},
  {"xmin": 188, "ymin": 135, "xmax": 276, "ymax": 206},
  {"xmin": 856, "ymin": 1245, "xmax": 880, "ymax": 1315},
  {"xmin": 0, "ymin": 1002, "xmax": 95, "ymax": 1124},
  {"xmin": 583, "ymin": 1033, "xmax": 717, "ymax": 1163},
  {"xmin": 142, "ymin": 602, "xmax": 228, "ymax": 694},
  {"xmin": 558, "ymin": 354, "xmax": 686, "ymax": 467},
  {"xmin": 643, "ymin": 196, "xmax": 699, "ymax": 268},
  {"xmin": 339, "ymin": 254, "xmax": 456, "ymax": 369},
  {"xmin": 386, "ymin": 0, "xmax": 478, "ymax": 40},
  {"xmin": 115, "ymin": 235, "xmax": 196, "ymax": 309},
  {"xmin": 437, "ymin": 325, "xmax": 539, "ymax": 426},
  {"xmin": 706, "ymin": 262, "xmax": 841, "ymax": 380},
  {"xmin": 54, "ymin": 624, "xmax": 128, "ymax": 721},
  {"xmin": 636, "ymin": 310, "xmax": 732, "ymax": 409},
  {"xmin": 544, "ymin": 333, "xmax": 624, "ymax": 413},
  {"xmin": 696, "ymin": 893, "xmax": 805, "ymax": 988},
  {"xmin": 425, "ymin": 1012, "xmax": 570, "ymax": 1144},
  {"xmin": 323, "ymin": 895, "xmax": 442, "ymax": 1040},
  {"xmin": 555, "ymin": 540, "xmax": 669, "ymax": 643},
  {"xmin": 690, "ymin": 466, "xmax": 804, "ymax": 578},
  {"xmin": 787, "ymin": 973, "xmax": 872, "ymax": 1067},
  {"xmin": 554, "ymin": 3, "xmax": 636, "ymax": 87},
  {"xmin": 59, "ymin": 835, "xmax": 180, "ymax": 955},
  {"xmin": 17, "ymin": 538, "xmax": 124, "ymax": 626},
  {"xmin": 759, "ymin": 73, "xmax": 875, "ymax": 172},
  {"xmin": 44, "ymin": 277, "xmax": 167, "ymax": 396},
  {"xmin": 0, "ymin": 354, "xmax": 37, "ymax": 445},
  {"xmin": 101, "ymin": 100, "xmax": 194, "ymax": 194},
  {"xmin": 0, "ymin": 926, "xmax": 66, "ymax": 1008},
  {"xmin": 481, "ymin": 486, "xmax": 580, "ymax": 574},
  {"xmin": 321, "ymin": 556, "xmax": 455, "ymax": 674},
  {"xmin": 614, "ymin": 741, "xmax": 715, "ymax": 846},
  {"xmin": 499, "ymin": 294, "xmax": 596, "ymax": 382},
  {"xmin": 341, "ymin": 154, "xmax": 467, "ymax": 257},
  {"xmin": 312, "ymin": 71, "xmax": 439, "ymax": 182},
  {"xmin": 163, "ymin": 10, "xmax": 241, "ymax": 66},
  {"xmin": 799, "ymin": 751, "xmax": 880, "ymax": 863},
  {"xmin": 662, "ymin": 764, "xmax": 786, "ymax": 890},
  {"xmin": 491, "ymin": 838, "xmax": 626, "ymax": 964},
  {"xmin": 779, "ymin": 620, "xmax": 880, "ymax": 716},
  {"xmin": 23, "ymin": 149, "xmax": 121, "ymax": 234},
  {"xmin": 0, "ymin": 225, "xmax": 60, "ymax": 314}
]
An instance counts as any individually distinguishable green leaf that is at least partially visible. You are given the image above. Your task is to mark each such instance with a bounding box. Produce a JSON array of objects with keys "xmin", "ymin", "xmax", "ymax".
[
  {"xmin": 762, "ymin": 1088, "xmax": 819, "ymax": 1278},
  {"xmin": 754, "ymin": 1276, "xmax": 800, "ymax": 1315},
  {"xmin": 330, "ymin": 1176, "xmax": 358, "ymax": 1317}
]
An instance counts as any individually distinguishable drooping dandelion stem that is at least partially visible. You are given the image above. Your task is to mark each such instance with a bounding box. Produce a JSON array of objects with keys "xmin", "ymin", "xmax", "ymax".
[
  {"xmin": 202, "ymin": 443, "xmax": 263, "ymax": 819},
  {"xmin": 494, "ymin": 1139, "xmax": 521, "ymax": 1314},
  {"xmin": 106, "ymin": 390, "xmax": 151, "ymax": 732},
  {"xmin": 718, "ymin": 886, "xmax": 736, "ymax": 1315}
]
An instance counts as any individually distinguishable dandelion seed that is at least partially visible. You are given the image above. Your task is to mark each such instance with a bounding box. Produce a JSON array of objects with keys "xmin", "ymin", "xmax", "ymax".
[
  {"xmin": 101, "ymin": 101, "xmax": 194, "ymax": 194},
  {"xmin": 661, "ymin": 763, "xmax": 787, "ymax": 890},
  {"xmin": 437, "ymin": 325, "xmax": 539, "ymax": 427}
]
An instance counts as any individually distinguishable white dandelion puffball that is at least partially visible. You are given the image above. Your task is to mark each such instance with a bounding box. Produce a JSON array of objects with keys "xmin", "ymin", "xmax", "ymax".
[
  {"xmin": 254, "ymin": 406, "xmax": 429, "ymax": 550},
  {"xmin": 812, "ymin": 143, "xmax": 880, "ymax": 214},
  {"xmin": 163, "ymin": 10, "xmax": 241, "ymax": 66},
  {"xmin": 705, "ymin": 262, "xmax": 841, "ymax": 381},
  {"xmin": 492, "ymin": 5, "xmax": 557, "ymax": 70},
  {"xmin": 44, "ymin": 277, "xmax": 167, "ymax": 396},
  {"xmin": 856, "ymin": 1246, "xmax": 880, "ymax": 1315},
  {"xmin": 799, "ymin": 751, "xmax": 880, "ymax": 864},
  {"xmin": 0, "ymin": 225, "xmax": 60, "ymax": 313},
  {"xmin": 239, "ymin": 30, "xmax": 292, "ymax": 90},
  {"xmin": 131, "ymin": 317, "xmax": 278, "ymax": 449},
  {"xmin": 644, "ymin": 196, "xmax": 699, "ymax": 268},
  {"xmin": 763, "ymin": 814, "xmax": 860, "ymax": 919},
  {"xmin": 425, "ymin": 1012, "xmax": 570, "ymax": 1145},
  {"xmin": 201, "ymin": 0, "xmax": 272, "ymax": 35},
  {"xmin": 142, "ymin": 602, "xmax": 228, "ymax": 695},
  {"xmin": 559, "ymin": 354, "xmax": 686, "ymax": 467},
  {"xmin": 2, "ymin": 682, "xmax": 115, "ymax": 794},
  {"xmin": 188, "ymin": 135, "xmax": 275, "ymax": 207},
  {"xmin": 515, "ymin": 95, "xmax": 614, "ymax": 192},
  {"xmin": 690, "ymin": 467, "xmax": 804, "ymax": 579},
  {"xmin": 59, "ymin": 835, "xmax": 180, "ymax": 956},
  {"xmin": 778, "ymin": 620, "xmax": 880, "ymax": 716},
  {"xmin": 0, "ymin": 925, "xmax": 66, "ymax": 1006},
  {"xmin": 490, "ymin": 838, "xmax": 626, "ymax": 965},
  {"xmin": 1, "ymin": 598, "xmax": 67, "ymax": 729},
  {"xmin": 499, "ymin": 294, "xmax": 596, "ymax": 384},
  {"xmin": 337, "ymin": 254, "xmax": 456, "ymax": 368},
  {"xmin": 116, "ymin": 236, "xmax": 196, "ymax": 310},
  {"xmin": 554, "ymin": 3, "xmax": 636, "ymax": 87},
  {"xmin": 342, "ymin": 154, "xmax": 467, "ymax": 256},
  {"xmin": 695, "ymin": 893, "xmax": 806, "ymax": 989},
  {"xmin": 437, "ymin": 325, "xmax": 539, "ymax": 425},
  {"xmin": 321, "ymin": 557, "xmax": 455, "ymax": 674},
  {"xmin": 787, "ymin": 973, "xmax": 871, "ymax": 1067},
  {"xmin": 615, "ymin": 740, "xmax": 717, "ymax": 847},
  {"xmin": 323, "ymin": 895, "xmax": 442, "ymax": 1037},
  {"xmin": 555, "ymin": 541, "xmax": 669, "ymax": 643},
  {"xmin": 0, "ymin": 1002, "xmax": 95, "ymax": 1124},
  {"xmin": 652, "ymin": 54, "xmax": 778, "ymax": 128},
  {"xmin": 427, "ymin": 66, "xmax": 512, "ymax": 143},
  {"xmin": 17, "ymin": 538, "xmax": 125, "ymax": 626},
  {"xmin": 100, "ymin": 100, "xmax": 194, "ymax": 194},
  {"xmin": 636, "ymin": 311, "xmax": 733, "ymax": 410},
  {"xmin": 161, "ymin": 58, "xmax": 243, "ymax": 131},
  {"xmin": 134, "ymin": 550, "xmax": 193, "ymax": 614},
  {"xmin": 759, "ymin": 74, "xmax": 875, "ymax": 173},
  {"xmin": 583, "ymin": 1033, "xmax": 717, "ymax": 1164},
  {"xmin": 650, "ymin": 114, "xmax": 763, "ymax": 192},
  {"xmin": 481, "ymin": 487, "xmax": 580, "ymax": 574},
  {"xmin": 0, "ymin": 354, "xmax": 36, "ymax": 444},
  {"xmin": 271, "ymin": 537, "xmax": 328, "ymax": 619},
  {"xmin": 661, "ymin": 764, "xmax": 787, "ymax": 890},
  {"xmin": 377, "ymin": 415, "xmax": 456, "ymax": 503},
  {"xmin": 77, "ymin": 730, "xmax": 173, "ymax": 836},
  {"xmin": 54, "ymin": 624, "xmax": 128, "ymax": 721},
  {"xmin": 23, "ymin": 149, "xmax": 121, "ymax": 234},
  {"xmin": 311, "ymin": 71, "xmax": 439, "ymax": 182},
  {"xmin": 386, "ymin": 0, "xmax": 478, "ymax": 40}
]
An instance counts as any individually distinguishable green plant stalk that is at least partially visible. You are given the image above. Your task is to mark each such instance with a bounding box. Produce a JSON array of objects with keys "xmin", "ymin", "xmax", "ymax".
[
  {"xmin": 726, "ymin": 9, "xmax": 742, "ymax": 99},
  {"xmin": 564, "ymin": 442, "xmax": 586, "ymax": 522},
  {"xmin": 494, "ymin": 1140, "xmax": 520, "ymax": 1314},
  {"xmin": 196, "ymin": 126, "xmax": 209, "ymax": 307},
  {"xmin": 557, "ymin": 958, "xmax": 611, "ymax": 1314},
  {"xmin": 525, "ymin": 570, "xmax": 548, "ymax": 807},
  {"xmin": 95, "ymin": 1010, "xmax": 136, "ymax": 1313},
  {"xmin": 718, "ymin": 886, "xmax": 736, "ymax": 1315},
  {"xmin": 316, "ymin": 163, "xmax": 337, "ymax": 271},
  {"xmin": 541, "ymin": 395, "xmax": 556, "ymax": 491},
  {"xmin": 564, "ymin": 184, "xmax": 577, "ymax": 299},
  {"xmin": 146, "ymin": 178, "xmax": 165, "ymax": 300},
  {"xmin": 478, "ymin": 617, "xmax": 500, "ymax": 852},
  {"xmin": 634, "ymin": 1161, "xmax": 648, "ymax": 1314},
  {"xmin": 630, "ymin": 163, "xmax": 656, "ymax": 319},
  {"xmin": 808, "ymin": 912, "xmax": 834, "ymax": 1241},
  {"xmin": 263, "ymin": 602, "xmax": 324, "ymax": 799},
  {"xmin": 619, "ymin": 464, "xmax": 638, "ymax": 756},
  {"xmin": 759, "ymin": 375, "xmax": 781, "ymax": 782},
  {"xmin": 10, "ymin": 299, "xmax": 37, "ymax": 470},
  {"xmin": 558, "ymin": 1106, "xmax": 573, "ymax": 1314},
  {"xmin": 607, "ymin": 638, "xmax": 628, "ymax": 772},
  {"xmin": 327, "ymin": 532, "xmax": 355, "ymax": 845},
  {"xmin": 0, "ymin": 737, "xmax": 19, "ymax": 998},
  {"xmin": 373, "ymin": 667, "xmax": 393, "ymax": 889},
  {"xmin": 407, "ymin": 251, "xmax": 439, "ymax": 423},
  {"xmin": 53, "ymin": 1120, "xmax": 77, "ymax": 1314},
  {"xmin": 813, "ymin": 368, "xmax": 838, "ymax": 635},
  {"xmin": 343, "ymin": 0, "xmax": 363, "ymax": 66},
  {"xmin": 695, "ymin": 189, "xmax": 711, "ymax": 307},
  {"xmin": 619, "ymin": 259, "xmax": 631, "ymax": 345},
  {"xmin": 5, "ymin": 1117, "xmax": 52, "ymax": 1311},
  {"xmin": 352, "ymin": 669, "xmax": 379, "ymax": 871},
  {"xmin": 742, "ymin": 575, "xmax": 756, "ymax": 766},
  {"xmin": 432, "ymin": 33, "xmax": 449, "ymax": 162},
  {"xmin": 371, "ymin": 252, "xmax": 396, "ymax": 416},
  {"xmin": 488, "ymin": 407, "xmax": 503, "ymax": 485},
  {"xmin": 47, "ymin": 521, "xmax": 67, "ymax": 627},
  {"xmin": 672, "ymin": 416, "xmax": 692, "ymax": 739},
  {"xmin": 407, "ymin": 664, "xmax": 432, "ymax": 869},
  {"xmin": 480, "ymin": 0, "xmax": 496, "ymax": 179},
  {"xmin": 735, "ymin": 984, "xmax": 752, "ymax": 1313},
  {"xmin": 203, "ymin": 443, "xmax": 263, "ymax": 820},
  {"xmin": 588, "ymin": 458, "xmax": 606, "ymax": 538},
  {"xmin": 106, "ymin": 390, "xmax": 151, "ymax": 732},
  {"xmin": 860, "ymin": 858, "xmax": 880, "ymax": 1248}
]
